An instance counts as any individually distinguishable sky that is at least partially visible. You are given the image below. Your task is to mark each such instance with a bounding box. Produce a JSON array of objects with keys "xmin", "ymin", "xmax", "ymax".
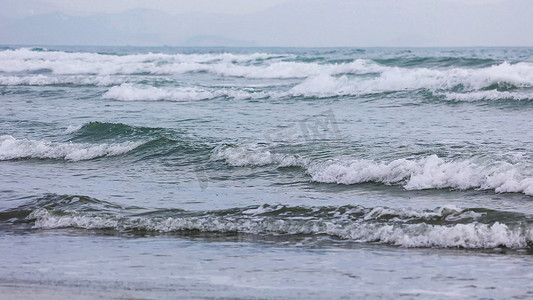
[
  {"xmin": 1, "ymin": 0, "xmax": 532, "ymax": 47},
  {"xmin": 0, "ymin": 0, "xmax": 294, "ymax": 17},
  {"xmin": 46, "ymin": 0, "xmax": 293, "ymax": 15}
]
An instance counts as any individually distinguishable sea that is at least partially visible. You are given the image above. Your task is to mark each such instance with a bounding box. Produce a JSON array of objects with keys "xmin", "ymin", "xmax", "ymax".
[{"xmin": 1, "ymin": 46, "xmax": 533, "ymax": 299}]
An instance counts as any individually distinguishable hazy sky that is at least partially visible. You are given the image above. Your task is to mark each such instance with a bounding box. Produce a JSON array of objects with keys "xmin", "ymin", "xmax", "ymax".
[
  {"xmin": 1, "ymin": 0, "xmax": 294, "ymax": 16},
  {"xmin": 1, "ymin": 0, "xmax": 532, "ymax": 47},
  {"xmin": 19, "ymin": 0, "xmax": 510, "ymax": 15},
  {"xmin": 47, "ymin": 0, "xmax": 292, "ymax": 15}
]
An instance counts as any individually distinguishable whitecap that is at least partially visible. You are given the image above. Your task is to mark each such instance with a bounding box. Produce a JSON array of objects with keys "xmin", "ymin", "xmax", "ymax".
[
  {"xmin": 103, "ymin": 83, "xmax": 269, "ymax": 101},
  {"xmin": 0, "ymin": 135, "xmax": 142, "ymax": 161},
  {"xmin": 442, "ymin": 90, "xmax": 533, "ymax": 101},
  {"xmin": 28, "ymin": 207, "xmax": 532, "ymax": 249},
  {"xmin": 210, "ymin": 144, "xmax": 307, "ymax": 167},
  {"xmin": 308, "ymin": 155, "xmax": 533, "ymax": 196}
]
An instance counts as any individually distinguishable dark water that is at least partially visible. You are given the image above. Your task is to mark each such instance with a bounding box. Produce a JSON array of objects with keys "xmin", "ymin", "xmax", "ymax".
[{"xmin": 1, "ymin": 46, "xmax": 533, "ymax": 298}]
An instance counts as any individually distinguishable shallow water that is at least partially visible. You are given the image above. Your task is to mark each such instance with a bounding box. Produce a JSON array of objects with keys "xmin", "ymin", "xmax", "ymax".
[{"xmin": 1, "ymin": 46, "xmax": 533, "ymax": 298}]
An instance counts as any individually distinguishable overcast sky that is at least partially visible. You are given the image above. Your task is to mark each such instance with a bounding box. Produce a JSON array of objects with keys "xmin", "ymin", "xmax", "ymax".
[
  {"xmin": 5, "ymin": 0, "xmax": 512, "ymax": 15},
  {"xmin": 47, "ymin": 0, "xmax": 295, "ymax": 15},
  {"xmin": 1, "ymin": 0, "xmax": 532, "ymax": 47},
  {"xmin": 1, "ymin": 0, "xmax": 294, "ymax": 16}
]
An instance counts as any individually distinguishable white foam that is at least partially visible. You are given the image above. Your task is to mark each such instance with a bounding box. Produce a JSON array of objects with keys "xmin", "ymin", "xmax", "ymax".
[
  {"xmin": 211, "ymin": 144, "xmax": 533, "ymax": 196},
  {"xmin": 0, "ymin": 48, "xmax": 293, "ymax": 76},
  {"xmin": 0, "ymin": 75, "xmax": 127, "ymax": 86},
  {"xmin": 442, "ymin": 90, "xmax": 533, "ymax": 101},
  {"xmin": 136, "ymin": 217, "xmax": 533, "ymax": 248},
  {"xmin": 288, "ymin": 74, "xmax": 352, "ymax": 97},
  {"xmin": 339, "ymin": 221, "xmax": 530, "ymax": 248},
  {"xmin": 242, "ymin": 204, "xmax": 286, "ymax": 215},
  {"xmin": 308, "ymin": 155, "xmax": 533, "ymax": 196},
  {"xmin": 3, "ymin": 48, "xmax": 533, "ymax": 94},
  {"xmin": 0, "ymin": 135, "xmax": 142, "ymax": 161},
  {"xmin": 103, "ymin": 83, "xmax": 269, "ymax": 101},
  {"xmin": 185, "ymin": 59, "xmax": 385, "ymax": 79},
  {"xmin": 0, "ymin": 48, "xmax": 383, "ymax": 79},
  {"xmin": 361, "ymin": 205, "xmax": 484, "ymax": 222},
  {"xmin": 4, "ymin": 49, "xmax": 533, "ymax": 93},
  {"xmin": 64, "ymin": 124, "xmax": 83, "ymax": 134},
  {"xmin": 210, "ymin": 144, "xmax": 307, "ymax": 167},
  {"xmin": 288, "ymin": 62, "xmax": 533, "ymax": 97},
  {"xmin": 30, "ymin": 208, "xmax": 120, "ymax": 229},
  {"xmin": 29, "ymin": 207, "xmax": 532, "ymax": 249}
]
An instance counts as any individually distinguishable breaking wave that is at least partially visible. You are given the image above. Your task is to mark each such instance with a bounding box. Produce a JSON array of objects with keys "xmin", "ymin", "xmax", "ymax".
[
  {"xmin": 309, "ymin": 155, "xmax": 533, "ymax": 196},
  {"xmin": 3, "ymin": 48, "xmax": 533, "ymax": 102},
  {"xmin": 441, "ymin": 90, "xmax": 533, "ymax": 102},
  {"xmin": 0, "ymin": 74, "xmax": 130, "ymax": 86},
  {"xmin": 0, "ymin": 135, "xmax": 143, "ymax": 161},
  {"xmin": 4, "ymin": 194, "xmax": 533, "ymax": 249},
  {"xmin": 289, "ymin": 62, "xmax": 533, "ymax": 98},
  {"xmin": 0, "ymin": 48, "xmax": 285, "ymax": 74},
  {"xmin": 210, "ymin": 144, "xmax": 307, "ymax": 167},
  {"xmin": 210, "ymin": 145, "xmax": 533, "ymax": 196},
  {"xmin": 103, "ymin": 83, "xmax": 269, "ymax": 101}
]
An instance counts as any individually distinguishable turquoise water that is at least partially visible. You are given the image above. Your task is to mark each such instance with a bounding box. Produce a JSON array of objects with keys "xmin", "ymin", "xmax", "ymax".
[{"xmin": 1, "ymin": 46, "xmax": 533, "ymax": 298}]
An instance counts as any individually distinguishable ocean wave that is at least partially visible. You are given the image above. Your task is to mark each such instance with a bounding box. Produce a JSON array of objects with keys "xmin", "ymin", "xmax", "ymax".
[
  {"xmin": 66, "ymin": 121, "xmax": 168, "ymax": 138},
  {"xmin": 61, "ymin": 121, "xmax": 213, "ymax": 161},
  {"xmin": 308, "ymin": 155, "xmax": 533, "ymax": 196},
  {"xmin": 210, "ymin": 144, "xmax": 307, "ymax": 167},
  {"xmin": 0, "ymin": 48, "xmax": 283, "ymax": 66},
  {"xmin": 64, "ymin": 124, "xmax": 83, "ymax": 134},
  {"xmin": 0, "ymin": 48, "xmax": 297, "ymax": 77},
  {"xmin": 6, "ymin": 194, "xmax": 530, "ymax": 249},
  {"xmin": 442, "ymin": 90, "xmax": 533, "ymax": 102},
  {"xmin": 0, "ymin": 135, "xmax": 143, "ymax": 161},
  {"xmin": 374, "ymin": 56, "xmax": 498, "ymax": 68},
  {"xmin": 0, "ymin": 48, "xmax": 382, "ymax": 78},
  {"xmin": 25, "ymin": 208, "xmax": 533, "ymax": 248},
  {"xmin": 211, "ymin": 144, "xmax": 533, "ymax": 196},
  {"xmin": 289, "ymin": 62, "xmax": 533, "ymax": 97},
  {"xmin": 29, "ymin": 212, "xmax": 529, "ymax": 249},
  {"xmin": 0, "ymin": 75, "xmax": 129, "ymax": 86},
  {"xmin": 103, "ymin": 83, "xmax": 269, "ymax": 101},
  {"xmin": 183, "ymin": 59, "xmax": 383, "ymax": 79},
  {"xmin": 3, "ymin": 48, "xmax": 533, "ymax": 95}
]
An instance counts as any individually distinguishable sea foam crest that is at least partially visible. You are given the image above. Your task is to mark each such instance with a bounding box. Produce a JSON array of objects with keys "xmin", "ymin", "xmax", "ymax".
[
  {"xmin": 0, "ymin": 75, "xmax": 127, "ymax": 86},
  {"xmin": 4, "ymin": 48, "xmax": 533, "ymax": 92},
  {"xmin": 308, "ymin": 155, "xmax": 533, "ymax": 196},
  {"xmin": 28, "ymin": 206, "xmax": 532, "ymax": 249},
  {"xmin": 442, "ymin": 91, "xmax": 533, "ymax": 102},
  {"xmin": 0, "ymin": 48, "xmax": 280, "ymax": 66},
  {"xmin": 289, "ymin": 62, "xmax": 533, "ymax": 97},
  {"xmin": 0, "ymin": 48, "xmax": 293, "ymax": 76},
  {"xmin": 210, "ymin": 144, "xmax": 533, "ymax": 196},
  {"xmin": 103, "ymin": 83, "xmax": 268, "ymax": 101},
  {"xmin": 210, "ymin": 144, "xmax": 307, "ymax": 167},
  {"xmin": 184, "ymin": 59, "xmax": 384, "ymax": 79},
  {"xmin": 64, "ymin": 124, "xmax": 83, "ymax": 134},
  {"xmin": 0, "ymin": 135, "xmax": 142, "ymax": 161},
  {"xmin": 0, "ymin": 48, "xmax": 382, "ymax": 78}
]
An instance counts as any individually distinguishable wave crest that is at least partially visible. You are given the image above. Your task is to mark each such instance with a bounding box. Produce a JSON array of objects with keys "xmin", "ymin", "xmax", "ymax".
[
  {"xmin": 103, "ymin": 83, "xmax": 268, "ymax": 101},
  {"xmin": 210, "ymin": 144, "xmax": 533, "ymax": 196},
  {"xmin": 0, "ymin": 135, "xmax": 143, "ymax": 161},
  {"xmin": 289, "ymin": 62, "xmax": 533, "ymax": 98},
  {"xmin": 9, "ymin": 195, "xmax": 530, "ymax": 249},
  {"xmin": 308, "ymin": 155, "xmax": 533, "ymax": 196},
  {"xmin": 210, "ymin": 144, "xmax": 307, "ymax": 167}
]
